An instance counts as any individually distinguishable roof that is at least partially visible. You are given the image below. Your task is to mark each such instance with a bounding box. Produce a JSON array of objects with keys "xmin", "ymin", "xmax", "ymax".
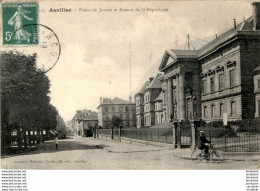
[
  {"xmin": 198, "ymin": 16, "xmax": 253, "ymax": 58},
  {"xmin": 98, "ymin": 97, "xmax": 134, "ymax": 109},
  {"xmin": 136, "ymin": 81, "xmax": 150, "ymax": 94},
  {"xmin": 169, "ymin": 49, "xmax": 198, "ymax": 58},
  {"xmin": 73, "ymin": 110, "xmax": 98, "ymax": 121},
  {"xmin": 145, "ymin": 73, "xmax": 163, "ymax": 90},
  {"xmin": 154, "ymin": 91, "xmax": 163, "ymax": 101},
  {"xmin": 80, "ymin": 112, "xmax": 98, "ymax": 121},
  {"xmin": 160, "ymin": 17, "xmax": 255, "ymax": 70},
  {"xmin": 110, "ymin": 97, "xmax": 132, "ymax": 104}
]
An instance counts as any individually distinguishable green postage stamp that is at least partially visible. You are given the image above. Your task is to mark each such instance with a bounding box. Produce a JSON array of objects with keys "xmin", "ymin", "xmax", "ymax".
[{"xmin": 2, "ymin": 2, "xmax": 38, "ymax": 45}]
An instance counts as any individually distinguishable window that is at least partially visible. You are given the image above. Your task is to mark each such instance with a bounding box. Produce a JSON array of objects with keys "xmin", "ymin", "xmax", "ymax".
[
  {"xmin": 155, "ymin": 114, "xmax": 158, "ymax": 123},
  {"xmin": 132, "ymin": 114, "xmax": 135, "ymax": 120},
  {"xmin": 126, "ymin": 114, "xmax": 129, "ymax": 119},
  {"xmin": 204, "ymin": 106, "xmax": 207, "ymax": 118},
  {"xmin": 112, "ymin": 107, "xmax": 115, "ymax": 112},
  {"xmin": 136, "ymin": 98, "xmax": 140, "ymax": 105},
  {"xmin": 211, "ymin": 105, "xmax": 215, "ymax": 117},
  {"xmin": 220, "ymin": 103, "xmax": 223, "ymax": 117},
  {"xmin": 210, "ymin": 77, "xmax": 215, "ymax": 92},
  {"xmin": 132, "ymin": 106, "xmax": 135, "ymax": 111},
  {"xmin": 119, "ymin": 106, "xmax": 123, "ymax": 112},
  {"xmin": 258, "ymin": 79, "xmax": 260, "ymax": 90},
  {"xmin": 229, "ymin": 70, "xmax": 235, "ymax": 87},
  {"xmin": 125, "ymin": 106, "xmax": 128, "ymax": 112},
  {"xmin": 173, "ymin": 90, "xmax": 176, "ymax": 102},
  {"xmin": 218, "ymin": 74, "xmax": 224, "ymax": 90},
  {"xmin": 231, "ymin": 101, "xmax": 236, "ymax": 116},
  {"xmin": 203, "ymin": 80, "xmax": 207, "ymax": 94},
  {"xmin": 258, "ymin": 100, "xmax": 260, "ymax": 116},
  {"xmin": 105, "ymin": 107, "xmax": 108, "ymax": 112}
]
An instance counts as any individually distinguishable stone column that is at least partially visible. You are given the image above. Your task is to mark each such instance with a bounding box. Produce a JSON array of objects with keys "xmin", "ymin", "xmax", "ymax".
[
  {"xmin": 176, "ymin": 75, "xmax": 180, "ymax": 120},
  {"xmin": 168, "ymin": 77, "xmax": 173, "ymax": 122},
  {"xmin": 165, "ymin": 80, "xmax": 169, "ymax": 120},
  {"xmin": 190, "ymin": 122, "xmax": 196, "ymax": 150},
  {"xmin": 179, "ymin": 73, "xmax": 186, "ymax": 120}
]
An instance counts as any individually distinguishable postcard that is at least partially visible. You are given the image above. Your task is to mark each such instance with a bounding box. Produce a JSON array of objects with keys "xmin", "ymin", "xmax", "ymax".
[{"xmin": 1, "ymin": 0, "xmax": 260, "ymax": 170}]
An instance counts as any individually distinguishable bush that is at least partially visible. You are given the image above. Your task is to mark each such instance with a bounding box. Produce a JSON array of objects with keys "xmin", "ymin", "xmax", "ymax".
[
  {"xmin": 230, "ymin": 119, "xmax": 260, "ymax": 133},
  {"xmin": 200, "ymin": 120, "xmax": 237, "ymax": 138}
]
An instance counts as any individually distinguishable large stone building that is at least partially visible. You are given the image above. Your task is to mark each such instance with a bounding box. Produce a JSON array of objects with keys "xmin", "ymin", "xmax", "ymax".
[
  {"xmin": 144, "ymin": 2, "xmax": 260, "ymax": 125},
  {"xmin": 97, "ymin": 97, "xmax": 136, "ymax": 128}
]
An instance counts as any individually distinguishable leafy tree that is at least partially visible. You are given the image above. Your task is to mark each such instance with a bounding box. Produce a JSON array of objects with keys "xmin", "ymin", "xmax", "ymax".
[
  {"xmin": 1, "ymin": 51, "xmax": 58, "ymax": 151},
  {"xmin": 111, "ymin": 116, "xmax": 123, "ymax": 128}
]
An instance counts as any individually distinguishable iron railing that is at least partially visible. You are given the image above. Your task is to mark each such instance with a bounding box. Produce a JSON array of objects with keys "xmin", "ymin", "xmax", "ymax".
[
  {"xmin": 197, "ymin": 127, "xmax": 260, "ymax": 152},
  {"xmin": 120, "ymin": 128, "xmax": 173, "ymax": 144}
]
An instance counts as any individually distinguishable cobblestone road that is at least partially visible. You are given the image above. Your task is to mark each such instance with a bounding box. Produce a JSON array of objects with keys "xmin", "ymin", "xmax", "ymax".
[{"xmin": 1, "ymin": 136, "xmax": 259, "ymax": 169}]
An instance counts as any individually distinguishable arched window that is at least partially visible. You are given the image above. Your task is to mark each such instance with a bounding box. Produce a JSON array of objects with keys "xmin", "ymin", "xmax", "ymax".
[{"xmin": 231, "ymin": 101, "xmax": 236, "ymax": 116}]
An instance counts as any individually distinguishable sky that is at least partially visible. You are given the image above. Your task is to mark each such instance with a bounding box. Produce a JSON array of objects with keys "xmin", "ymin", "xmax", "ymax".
[{"xmin": 2, "ymin": 1, "xmax": 253, "ymax": 121}]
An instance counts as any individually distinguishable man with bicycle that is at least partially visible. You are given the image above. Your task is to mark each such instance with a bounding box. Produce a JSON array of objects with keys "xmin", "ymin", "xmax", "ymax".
[{"xmin": 199, "ymin": 131, "xmax": 211, "ymax": 158}]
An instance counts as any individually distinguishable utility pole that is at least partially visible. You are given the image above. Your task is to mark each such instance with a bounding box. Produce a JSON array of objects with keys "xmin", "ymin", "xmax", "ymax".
[
  {"xmin": 187, "ymin": 34, "xmax": 190, "ymax": 50},
  {"xmin": 129, "ymin": 42, "xmax": 132, "ymax": 102}
]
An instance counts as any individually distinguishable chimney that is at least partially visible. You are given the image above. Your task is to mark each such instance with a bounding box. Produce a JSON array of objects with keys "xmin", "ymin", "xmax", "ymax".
[
  {"xmin": 100, "ymin": 97, "xmax": 102, "ymax": 104},
  {"xmin": 233, "ymin": 19, "xmax": 236, "ymax": 29},
  {"xmin": 149, "ymin": 77, "xmax": 154, "ymax": 82},
  {"xmin": 215, "ymin": 34, "xmax": 218, "ymax": 39},
  {"xmin": 253, "ymin": 2, "xmax": 260, "ymax": 30},
  {"xmin": 129, "ymin": 96, "xmax": 132, "ymax": 103}
]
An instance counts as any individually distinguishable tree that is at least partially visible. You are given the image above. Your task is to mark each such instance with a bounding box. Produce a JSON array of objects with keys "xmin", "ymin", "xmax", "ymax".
[
  {"xmin": 1, "ymin": 51, "xmax": 58, "ymax": 151},
  {"xmin": 111, "ymin": 116, "xmax": 122, "ymax": 128}
]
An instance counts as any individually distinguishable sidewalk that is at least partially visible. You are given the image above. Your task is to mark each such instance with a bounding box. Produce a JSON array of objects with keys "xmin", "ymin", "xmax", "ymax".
[{"xmin": 172, "ymin": 148, "xmax": 260, "ymax": 161}]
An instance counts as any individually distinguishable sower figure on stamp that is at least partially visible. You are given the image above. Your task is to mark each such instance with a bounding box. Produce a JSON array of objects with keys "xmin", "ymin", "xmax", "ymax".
[
  {"xmin": 8, "ymin": 5, "xmax": 33, "ymax": 43},
  {"xmin": 199, "ymin": 131, "xmax": 210, "ymax": 157},
  {"xmin": 55, "ymin": 135, "xmax": 59, "ymax": 150}
]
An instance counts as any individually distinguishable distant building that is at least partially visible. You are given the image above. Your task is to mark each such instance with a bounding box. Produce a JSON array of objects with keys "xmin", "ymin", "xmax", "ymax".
[
  {"xmin": 97, "ymin": 97, "xmax": 136, "ymax": 128},
  {"xmin": 135, "ymin": 74, "xmax": 164, "ymax": 128},
  {"xmin": 135, "ymin": 81, "xmax": 150, "ymax": 128},
  {"xmin": 71, "ymin": 109, "xmax": 98, "ymax": 136}
]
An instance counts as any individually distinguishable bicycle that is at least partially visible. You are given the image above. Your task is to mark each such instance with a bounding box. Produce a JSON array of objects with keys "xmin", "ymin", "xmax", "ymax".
[{"xmin": 191, "ymin": 143, "xmax": 225, "ymax": 163}]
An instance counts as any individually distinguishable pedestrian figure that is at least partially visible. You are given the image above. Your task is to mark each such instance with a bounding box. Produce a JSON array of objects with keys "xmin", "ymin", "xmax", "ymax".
[{"xmin": 55, "ymin": 136, "xmax": 59, "ymax": 150}]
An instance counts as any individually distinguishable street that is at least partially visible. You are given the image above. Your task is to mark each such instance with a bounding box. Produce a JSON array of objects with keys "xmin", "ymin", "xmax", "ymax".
[{"xmin": 1, "ymin": 137, "xmax": 259, "ymax": 170}]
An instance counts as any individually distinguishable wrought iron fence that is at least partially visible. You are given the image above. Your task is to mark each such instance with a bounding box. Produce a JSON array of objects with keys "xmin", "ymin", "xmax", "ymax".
[
  {"xmin": 121, "ymin": 128, "xmax": 173, "ymax": 144},
  {"xmin": 97, "ymin": 129, "xmax": 111, "ymax": 136},
  {"xmin": 197, "ymin": 127, "xmax": 260, "ymax": 152},
  {"xmin": 180, "ymin": 127, "xmax": 191, "ymax": 147}
]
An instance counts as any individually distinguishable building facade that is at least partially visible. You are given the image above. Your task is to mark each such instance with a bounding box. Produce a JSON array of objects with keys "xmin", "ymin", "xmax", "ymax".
[
  {"xmin": 71, "ymin": 110, "xmax": 98, "ymax": 136},
  {"xmin": 158, "ymin": 2, "xmax": 260, "ymax": 124},
  {"xmin": 97, "ymin": 97, "xmax": 136, "ymax": 128},
  {"xmin": 135, "ymin": 74, "xmax": 165, "ymax": 128}
]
